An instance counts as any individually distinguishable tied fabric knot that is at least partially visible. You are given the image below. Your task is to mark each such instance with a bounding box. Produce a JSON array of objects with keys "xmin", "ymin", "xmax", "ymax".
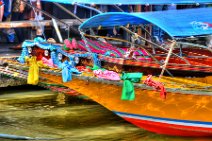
[
  {"xmin": 61, "ymin": 60, "xmax": 81, "ymax": 83},
  {"xmin": 121, "ymin": 72, "xmax": 143, "ymax": 101},
  {"xmin": 51, "ymin": 51, "xmax": 59, "ymax": 66},
  {"xmin": 41, "ymin": 57, "xmax": 54, "ymax": 67},
  {"xmin": 25, "ymin": 56, "xmax": 43, "ymax": 85},
  {"xmin": 87, "ymin": 64, "xmax": 105, "ymax": 71},
  {"xmin": 63, "ymin": 38, "xmax": 78, "ymax": 51},
  {"xmin": 18, "ymin": 47, "xmax": 28, "ymax": 63},
  {"xmin": 61, "ymin": 60, "xmax": 72, "ymax": 82},
  {"xmin": 92, "ymin": 53, "xmax": 101, "ymax": 68},
  {"xmin": 72, "ymin": 38, "xmax": 78, "ymax": 49},
  {"xmin": 63, "ymin": 39, "xmax": 72, "ymax": 51},
  {"xmin": 93, "ymin": 69, "xmax": 120, "ymax": 81},
  {"xmin": 144, "ymin": 75, "xmax": 166, "ymax": 99}
]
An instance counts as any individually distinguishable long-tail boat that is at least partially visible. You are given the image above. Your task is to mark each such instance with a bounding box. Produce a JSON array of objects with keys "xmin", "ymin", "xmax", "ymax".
[
  {"xmin": 16, "ymin": 6, "xmax": 212, "ymax": 137},
  {"xmin": 39, "ymin": 0, "xmax": 212, "ymax": 77}
]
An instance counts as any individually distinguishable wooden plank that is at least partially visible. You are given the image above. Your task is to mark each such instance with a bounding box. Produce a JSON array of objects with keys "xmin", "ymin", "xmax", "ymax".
[
  {"xmin": 135, "ymin": 5, "xmax": 142, "ymax": 36},
  {"xmin": 0, "ymin": 19, "xmax": 84, "ymax": 28}
]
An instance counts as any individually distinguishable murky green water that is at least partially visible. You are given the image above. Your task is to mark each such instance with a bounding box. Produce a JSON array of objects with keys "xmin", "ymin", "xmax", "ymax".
[{"xmin": 0, "ymin": 86, "xmax": 211, "ymax": 141}]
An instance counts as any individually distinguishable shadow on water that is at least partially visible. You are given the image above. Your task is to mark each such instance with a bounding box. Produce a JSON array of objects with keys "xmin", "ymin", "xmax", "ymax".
[{"xmin": 0, "ymin": 85, "xmax": 212, "ymax": 141}]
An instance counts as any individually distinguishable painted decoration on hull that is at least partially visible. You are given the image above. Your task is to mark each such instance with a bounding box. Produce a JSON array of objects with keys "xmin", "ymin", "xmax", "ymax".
[{"xmin": 115, "ymin": 111, "xmax": 212, "ymax": 136}]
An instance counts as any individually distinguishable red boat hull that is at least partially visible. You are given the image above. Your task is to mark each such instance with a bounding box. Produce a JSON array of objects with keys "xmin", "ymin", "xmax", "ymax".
[{"xmin": 116, "ymin": 112, "xmax": 212, "ymax": 137}]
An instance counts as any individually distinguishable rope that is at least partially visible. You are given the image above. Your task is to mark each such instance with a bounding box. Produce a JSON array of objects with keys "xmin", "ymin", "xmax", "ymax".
[
  {"xmin": 84, "ymin": 34, "xmax": 140, "ymax": 46},
  {"xmin": 159, "ymin": 41, "xmax": 176, "ymax": 79},
  {"xmin": 53, "ymin": 2, "xmax": 83, "ymax": 23},
  {"xmin": 80, "ymin": 32, "xmax": 92, "ymax": 53}
]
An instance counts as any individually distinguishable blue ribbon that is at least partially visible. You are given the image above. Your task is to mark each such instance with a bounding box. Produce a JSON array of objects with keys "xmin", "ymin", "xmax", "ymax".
[
  {"xmin": 61, "ymin": 60, "xmax": 81, "ymax": 83},
  {"xmin": 92, "ymin": 53, "xmax": 101, "ymax": 68},
  {"xmin": 18, "ymin": 47, "xmax": 28, "ymax": 63}
]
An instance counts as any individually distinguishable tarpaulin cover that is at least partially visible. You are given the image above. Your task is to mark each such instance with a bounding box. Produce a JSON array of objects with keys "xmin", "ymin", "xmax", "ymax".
[
  {"xmin": 41, "ymin": 0, "xmax": 212, "ymax": 5},
  {"xmin": 80, "ymin": 8, "xmax": 212, "ymax": 37}
]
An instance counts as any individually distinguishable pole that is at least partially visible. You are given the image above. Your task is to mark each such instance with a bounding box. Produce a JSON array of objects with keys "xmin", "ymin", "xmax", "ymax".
[
  {"xmin": 52, "ymin": 19, "xmax": 63, "ymax": 43},
  {"xmin": 53, "ymin": 2, "xmax": 96, "ymax": 35},
  {"xmin": 159, "ymin": 41, "xmax": 176, "ymax": 79},
  {"xmin": 20, "ymin": 0, "xmax": 79, "ymax": 34},
  {"xmin": 53, "ymin": 2, "xmax": 83, "ymax": 23}
]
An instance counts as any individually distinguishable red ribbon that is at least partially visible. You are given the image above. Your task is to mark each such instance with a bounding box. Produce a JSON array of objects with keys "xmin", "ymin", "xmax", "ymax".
[
  {"xmin": 76, "ymin": 66, "xmax": 92, "ymax": 72},
  {"xmin": 144, "ymin": 75, "xmax": 166, "ymax": 99}
]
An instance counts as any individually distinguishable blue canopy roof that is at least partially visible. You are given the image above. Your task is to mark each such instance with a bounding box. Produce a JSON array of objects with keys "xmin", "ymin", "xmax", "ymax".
[
  {"xmin": 80, "ymin": 8, "xmax": 212, "ymax": 37},
  {"xmin": 41, "ymin": 0, "xmax": 212, "ymax": 5}
]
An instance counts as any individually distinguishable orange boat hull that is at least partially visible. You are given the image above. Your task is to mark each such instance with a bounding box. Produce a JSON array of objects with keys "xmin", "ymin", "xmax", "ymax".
[{"xmin": 40, "ymin": 72, "xmax": 212, "ymax": 136}]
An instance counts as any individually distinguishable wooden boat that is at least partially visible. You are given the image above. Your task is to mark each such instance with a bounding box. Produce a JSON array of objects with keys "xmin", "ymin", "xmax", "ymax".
[
  {"xmin": 17, "ymin": 7, "xmax": 212, "ymax": 136},
  {"xmin": 77, "ymin": 8, "xmax": 212, "ymax": 77},
  {"xmin": 73, "ymin": 38, "xmax": 212, "ymax": 77}
]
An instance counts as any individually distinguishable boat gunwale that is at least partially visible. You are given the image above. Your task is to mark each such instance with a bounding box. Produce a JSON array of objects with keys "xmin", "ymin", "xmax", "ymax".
[{"xmin": 1, "ymin": 62, "xmax": 211, "ymax": 96}]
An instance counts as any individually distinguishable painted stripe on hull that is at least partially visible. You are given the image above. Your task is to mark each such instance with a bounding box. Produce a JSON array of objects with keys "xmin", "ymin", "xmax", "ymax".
[{"xmin": 114, "ymin": 111, "xmax": 212, "ymax": 136}]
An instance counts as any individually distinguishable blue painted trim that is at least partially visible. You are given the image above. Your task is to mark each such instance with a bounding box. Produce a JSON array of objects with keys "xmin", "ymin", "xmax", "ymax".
[{"xmin": 113, "ymin": 111, "xmax": 212, "ymax": 128}]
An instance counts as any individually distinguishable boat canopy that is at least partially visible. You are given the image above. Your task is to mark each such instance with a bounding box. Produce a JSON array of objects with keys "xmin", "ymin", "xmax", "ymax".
[
  {"xmin": 80, "ymin": 8, "xmax": 212, "ymax": 37},
  {"xmin": 41, "ymin": 0, "xmax": 212, "ymax": 5}
]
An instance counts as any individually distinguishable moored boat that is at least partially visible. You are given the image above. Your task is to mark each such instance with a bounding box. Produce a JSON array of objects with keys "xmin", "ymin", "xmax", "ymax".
[{"xmin": 15, "ymin": 7, "xmax": 212, "ymax": 136}]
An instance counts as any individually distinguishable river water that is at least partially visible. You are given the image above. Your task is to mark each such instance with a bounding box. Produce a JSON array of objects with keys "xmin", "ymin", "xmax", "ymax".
[{"xmin": 0, "ymin": 86, "xmax": 211, "ymax": 141}]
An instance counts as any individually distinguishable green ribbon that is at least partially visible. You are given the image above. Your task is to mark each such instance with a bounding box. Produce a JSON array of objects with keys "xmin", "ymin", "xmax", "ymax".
[
  {"xmin": 87, "ymin": 64, "xmax": 105, "ymax": 71},
  {"xmin": 63, "ymin": 45, "xmax": 70, "ymax": 51},
  {"xmin": 121, "ymin": 72, "xmax": 143, "ymax": 100}
]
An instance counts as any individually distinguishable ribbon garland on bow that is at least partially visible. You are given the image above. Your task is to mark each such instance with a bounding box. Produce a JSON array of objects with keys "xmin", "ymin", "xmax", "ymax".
[{"xmin": 18, "ymin": 37, "xmax": 46, "ymax": 63}]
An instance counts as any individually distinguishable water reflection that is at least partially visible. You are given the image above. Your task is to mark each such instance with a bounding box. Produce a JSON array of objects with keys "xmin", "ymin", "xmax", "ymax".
[{"xmin": 0, "ymin": 86, "xmax": 211, "ymax": 141}]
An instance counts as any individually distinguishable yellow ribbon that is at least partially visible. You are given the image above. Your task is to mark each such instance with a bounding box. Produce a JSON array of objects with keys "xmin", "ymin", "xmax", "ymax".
[{"xmin": 25, "ymin": 56, "xmax": 46, "ymax": 85}]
